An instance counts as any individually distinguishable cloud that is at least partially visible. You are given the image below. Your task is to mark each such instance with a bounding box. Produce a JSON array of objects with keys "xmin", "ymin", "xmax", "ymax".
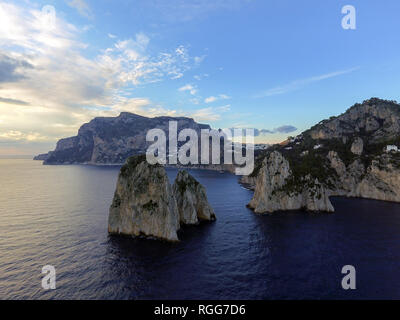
[
  {"xmin": 100, "ymin": 39, "xmax": 196, "ymax": 85},
  {"xmin": 179, "ymin": 84, "xmax": 197, "ymax": 95},
  {"xmin": 108, "ymin": 33, "xmax": 117, "ymax": 39},
  {"xmin": 231, "ymin": 125, "xmax": 298, "ymax": 136},
  {"xmin": 189, "ymin": 104, "xmax": 231, "ymax": 122},
  {"xmin": 67, "ymin": 0, "xmax": 93, "ymax": 19},
  {"xmin": 205, "ymin": 94, "xmax": 230, "ymax": 103},
  {"xmin": 0, "ymin": 52, "xmax": 33, "ymax": 83},
  {"xmin": 0, "ymin": 130, "xmax": 49, "ymax": 142},
  {"xmin": 194, "ymin": 55, "xmax": 206, "ymax": 64},
  {"xmin": 256, "ymin": 67, "xmax": 360, "ymax": 97},
  {"xmin": 193, "ymin": 73, "xmax": 209, "ymax": 81},
  {"xmin": 216, "ymin": 104, "xmax": 231, "ymax": 112},
  {"xmin": 274, "ymin": 125, "xmax": 297, "ymax": 134},
  {"xmin": 190, "ymin": 107, "xmax": 220, "ymax": 121},
  {"xmin": 0, "ymin": 96, "xmax": 29, "ymax": 105},
  {"xmin": 0, "ymin": 2, "xmax": 206, "ymax": 154}
]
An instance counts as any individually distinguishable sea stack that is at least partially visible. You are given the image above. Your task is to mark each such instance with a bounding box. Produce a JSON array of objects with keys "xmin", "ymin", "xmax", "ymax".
[
  {"xmin": 173, "ymin": 170, "xmax": 216, "ymax": 224},
  {"xmin": 108, "ymin": 155, "xmax": 216, "ymax": 241},
  {"xmin": 108, "ymin": 155, "xmax": 180, "ymax": 241}
]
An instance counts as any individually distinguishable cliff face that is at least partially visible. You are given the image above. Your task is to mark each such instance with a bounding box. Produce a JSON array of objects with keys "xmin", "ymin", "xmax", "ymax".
[
  {"xmin": 173, "ymin": 170, "xmax": 216, "ymax": 224},
  {"xmin": 247, "ymin": 98, "xmax": 400, "ymax": 213},
  {"xmin": 42, "ymin": 112, "xmax": 210, "ymax": 165},
  {"xmin": 247, "ymin": 152, "xmax": 334, "ymax": 213},
  {"xmin": 108, "ymin": 156, "xmax": 216, "ymax": 241}
]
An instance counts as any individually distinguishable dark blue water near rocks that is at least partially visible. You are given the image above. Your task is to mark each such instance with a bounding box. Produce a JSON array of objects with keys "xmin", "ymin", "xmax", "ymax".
[{"xmin": 1, "ymin": 159, "xmax": 400, "ymax": 299}]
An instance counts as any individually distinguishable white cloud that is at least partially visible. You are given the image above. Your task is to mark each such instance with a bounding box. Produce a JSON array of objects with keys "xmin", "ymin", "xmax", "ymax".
[
  {"xmin": 256, "ymin": 67, "xmax": 360, "ymax": 97},
  {"xmin": 0, "ymin": 2, "xmax": 204, "ymax": 153},
  {"xmin": 189, "ymin": 104, "xmax": 230, "ymax": 122},
  {"xmin": 191, "ymin": 107, "xmax": 220, "ymax": 121},
  {"xmin": 193, "ymin": 73, "xmax": 209, "ymax": 81},
  {"xmin": 204, "ymin": 96, "xmax": 217, "ymax": 103},
  {"xmin": 204, "ymin": 94, "xmax": 231, "ymax": 103},
  {"xmin": 0, "ymin": 3, "xmax": 236, "ymax": 153},
  {"xmin": 216, "ymin": 104, "xmax": 231, "ymax": 112},
  {"xmin": 194, "ymin": 55, "xmax": 206, "ymax": 64},
  {"xmin": 108, "ymin": 33, "xmax": 117, "ymax": 39},
  {"xmin": 100, "ymin": 39, "xmax": 195, "ymax": 86},
  {"xmin": 178, "ymin": 84, "xmax": 197, "ymax": 95},
  {"xmin": 68, "ymin": 0, "xmax": 93, "ymax": 19},
  {"xmin": 0, "ymin": 130, "xmax": 50, "ymax": 142}
]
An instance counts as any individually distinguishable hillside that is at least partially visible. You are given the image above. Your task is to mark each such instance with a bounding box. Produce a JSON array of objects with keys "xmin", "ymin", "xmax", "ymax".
[{"xmin": 246, "ymin": 98, "xmax": 400, "ymax": 213}]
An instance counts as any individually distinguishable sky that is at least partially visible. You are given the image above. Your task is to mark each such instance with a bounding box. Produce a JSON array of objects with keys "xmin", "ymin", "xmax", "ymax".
[{"xmin": 1, "ymin": 0, "xmax": 400, "ymax": 155}]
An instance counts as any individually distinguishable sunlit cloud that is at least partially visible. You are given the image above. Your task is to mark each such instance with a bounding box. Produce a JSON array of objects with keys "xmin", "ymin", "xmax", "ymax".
[
  {"xmin": 178, "ymin": 84, "xmax": 197, "ymax": 95},
  {"xmin": 0, "ymin": 2, "xmax": 205, "ymax": 154}
]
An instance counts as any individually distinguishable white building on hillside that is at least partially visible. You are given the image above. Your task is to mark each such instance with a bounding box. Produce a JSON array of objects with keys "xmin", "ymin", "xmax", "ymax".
[{"xmin": 386, "ymin": 145, "xmax": 399, "ymax": 152}]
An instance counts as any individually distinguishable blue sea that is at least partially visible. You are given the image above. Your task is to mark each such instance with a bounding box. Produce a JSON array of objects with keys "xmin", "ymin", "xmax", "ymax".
[{"xmin": 1, "ymin": 159, "xmax": 400, "ymax": 299}]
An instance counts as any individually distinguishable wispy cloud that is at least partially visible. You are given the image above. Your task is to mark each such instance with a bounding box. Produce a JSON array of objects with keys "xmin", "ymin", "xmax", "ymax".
[
  {"xmin": 230, "ymin": 125, "xmax": 298, "ymax": 136},
  {"xmin": 255, "ymin": 67, "xmax": 360, "ymax": 98},
  {"xmin": 190, "ymin": 105, "xmax": 229, "ymax": 122},
  {"xmin": 100, "ymin": 37, "xmax": 196, "ymax": 85},
  {"xmin": 205, "ymin": 94, "xmax": 230, "ymax": 103},
  {"xmin": 178, "ymin": 84, "xmax": 197, "ymax": 95},
  {"xmin": 0, "ymin": 96, "xmax": 29, "ymax": 105},
  {"xmin": 67, "ymin": 0, "xmax": 93, "ymax": 19}
]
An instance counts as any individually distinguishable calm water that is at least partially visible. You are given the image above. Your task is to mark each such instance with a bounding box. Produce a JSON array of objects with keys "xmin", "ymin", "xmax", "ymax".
[{"xmin": 1, "ymin": 159, "xmax": 400, "ymax": 300}]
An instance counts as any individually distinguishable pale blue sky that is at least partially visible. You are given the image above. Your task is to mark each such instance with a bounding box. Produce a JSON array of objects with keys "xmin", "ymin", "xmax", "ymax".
[{"xmin": 1, "ymin": 0, "xmax": 400, "ymax": 154}]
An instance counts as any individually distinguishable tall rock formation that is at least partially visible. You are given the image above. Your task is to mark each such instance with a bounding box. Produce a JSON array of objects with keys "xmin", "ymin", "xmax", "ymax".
[
  {"xmin": 247, "ymin": 98, "xmax": 400, "ymax": 213},
  {"xmin": 173, "ymin": 170, "xmax": 216, "ymax": 224},
  {"xmin": 108, "ymin": 156, "xmax": 216, "ymax": 241},
  {"xmin": 108, "ymin": 155, "xmax": 180, "ymax": 241}
]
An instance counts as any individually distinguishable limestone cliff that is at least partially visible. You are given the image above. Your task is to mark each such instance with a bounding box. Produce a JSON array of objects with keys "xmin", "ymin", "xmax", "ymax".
[
  {"xmin": 247, "ymin": 152, "xmax": 334, "ymax": 213},
  {"xmin": 247, "ymin": 98, "xmax": 400, "ymax": 213},
  {"xmin": 108, "ymin": 155, "xmax": 180, "ymax": 241},
  {"xmin": 173, "ymin": 170, "xmax": 216, "ymax": 224},
  {"xmin": 108, "ymin": 156, "xmax": 216, "ymax": 241}
]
